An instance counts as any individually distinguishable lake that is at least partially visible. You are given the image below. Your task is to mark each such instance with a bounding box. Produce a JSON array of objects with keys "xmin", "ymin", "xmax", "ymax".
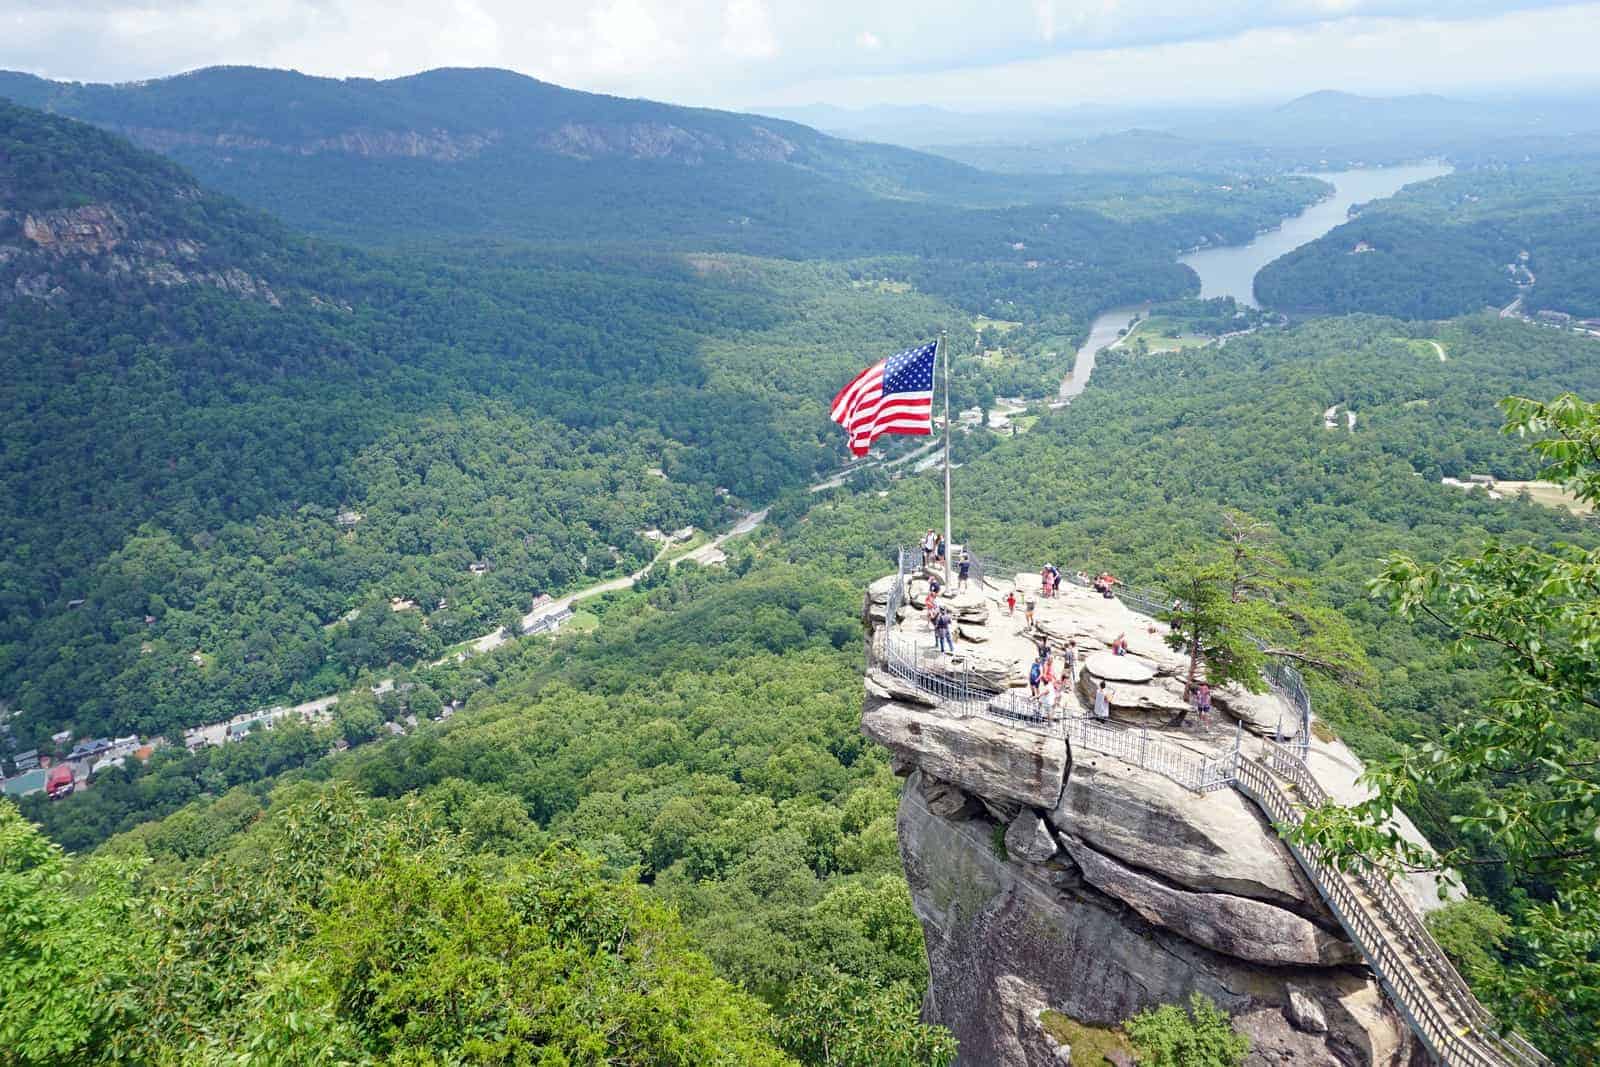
[
  {"xmin": 1062, "ymin": 161, "xmax": 1452, "ymax": 400},
  {"xmin": 1179, "ymin": 162, "xmax": 1452, "ymax": 306}
]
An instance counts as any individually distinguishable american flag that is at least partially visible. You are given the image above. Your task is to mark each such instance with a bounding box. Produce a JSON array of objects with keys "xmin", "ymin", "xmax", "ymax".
[{"xmin": 830, "ymin": 341, "xmax": 937, "ymax": 457}]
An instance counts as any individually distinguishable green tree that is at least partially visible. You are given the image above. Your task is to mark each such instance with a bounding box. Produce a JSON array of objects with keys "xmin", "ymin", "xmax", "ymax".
[
  {"xmin": 1124, "ymin": 992, "xmax": 1249, "ymax": 1067},
  {"xmin": 774, "ymin": 972, "xmax": 956, "ymax": 1067},
  {"xmin": 1297, "ymin": 394, "xmax": 1600, "ymax": 1062},
  {"xmin": 1161, "ymin": 511, "xmax": 1366, "ymax": 724},
  {"xmin": 0, "ymin": 803, "xmax": 147, "ymax": 1062}
]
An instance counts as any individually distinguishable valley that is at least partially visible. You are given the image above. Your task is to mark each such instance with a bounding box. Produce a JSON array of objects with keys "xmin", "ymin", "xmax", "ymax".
[{"xmin": 2, "ymin": 56, "xmax": 1598, "ymax": 1067}]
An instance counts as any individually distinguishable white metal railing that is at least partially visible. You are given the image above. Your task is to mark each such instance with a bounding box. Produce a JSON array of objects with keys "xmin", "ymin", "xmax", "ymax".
[
  {"xmin": 873, "ymin": 550, "xmax": 1547, "ymax": 1066},
  {"xmin": 969, "ymin": 550, "xmax": 1312, "ymax": 756}
]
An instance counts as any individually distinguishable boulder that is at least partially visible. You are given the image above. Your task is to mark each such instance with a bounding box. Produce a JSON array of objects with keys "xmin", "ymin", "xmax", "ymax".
[
  {"xmin": 1005, "ymin": 811, "xmax": 1059, "ymax": 863},
  {"xmin": 862, "ymin": 699, "xmax": 1069, "ymax": 810},
  {"xmin": 897, "ymin": 782, "xmax": 1418, "ymax": 1066},
  {"xmin": 1050, "ymin": 756, "xmax": 1322, "ymax": 914},
  {"xmin": 1286, "ymin": 985, "xmax": 1329, "ymax": 1033},
  {"xmin": 1081, "ymin": 651, "xmax": 1157, "ymax": 684},
  {"xmin": 921, "ymin": 774, "xmax": 979, "ymax": 819},
  {"xmin": 1074, "ymin": 671, "xmax": 1191, "ymax": 719},
  {"xmin": 1059, "ymin": 836, "xmax": 1357, "ymax": 967}
]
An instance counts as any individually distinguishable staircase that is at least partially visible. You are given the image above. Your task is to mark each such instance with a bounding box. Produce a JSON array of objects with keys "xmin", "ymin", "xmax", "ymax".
[{"xmin": 1231, "ymin": 746, "xmax": 1550, "ymax": 1067}]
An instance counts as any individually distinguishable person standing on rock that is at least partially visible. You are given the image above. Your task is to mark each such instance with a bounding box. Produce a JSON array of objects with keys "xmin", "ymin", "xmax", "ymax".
[
  {"xmin": 1194, "ymin": 682, "xmax": 1212, "ymax": 728},
  {"xmin": 1006, "ymin": 589, "xmax": 1017, "ymax": 616},
  {"xmin": 934, "ymin": 607, "xmax": 954, "ymax": 655},
  {"xmin": 957, "ymin": 550, "xmax": 971, "ymax": 592},
  {"xmin": 1024, "ymin": 591, "xmax": 1037, "ymax": 631},
  {"xmin": 1093, "ymin": 680, "xmax": 1111, "ymax": 720},
  {"xmin": 1063, "ymin": 640, "xmax": 1077, "ymax": 685},
  {"xmin": 922, "ymin": 529, "xmax": 937, "ymax": 568}
]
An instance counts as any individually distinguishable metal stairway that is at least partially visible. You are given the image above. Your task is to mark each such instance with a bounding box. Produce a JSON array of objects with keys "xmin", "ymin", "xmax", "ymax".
[{"xmin": 1231, "ymin": 746, "xmax": 1550, "ymax": 1067}]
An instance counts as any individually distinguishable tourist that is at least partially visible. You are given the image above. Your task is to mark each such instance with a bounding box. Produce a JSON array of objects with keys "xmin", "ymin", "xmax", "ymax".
[
  {"xmin": 1063, "ymin": 639, "xmax": 1077, "ymax": 684},
  {"xmin": 922, "ymin": 529, "xmax": 937, "ymax": 567},
  {"xmin": 1040, "ymin": 566, "xmax": 1053, "ymax": 599},
  {"xmin": 1024, "ymin": 592, "xmax": 1037, "ymax": 630},
  {"xmin": 1047, "ymin": 564, "xmax": 1061, "ymax": 597},
  {"xmin": 1041, "ymin": 678, "xmax": 1058, "ymax": 717},
  {"xmin": 1093, "ymin": 680, "xmax": 1111, "ymax": 721},
  {"xmin": 958, "ymin": 550, "xmax": 972, "ymax": 592},
  {"xmin": 934, "ymin": 607, "xmax": 955, "ymax": 654},
  {"xmin": 1029, "ymin": 657, "xmax": 1043, "ymax": 698},
  {"xmin": 1195, "ymin": 682, "xmax": 1213, "ymax": 727},
  {"xmin": 1111, "ymin": 633, "xmax": 1129, "ymax": 656},
  {"xmin": 1035, "ymin": 634, "xmax": 1051, "ymax": 663},
  {"xmin": 1006, "ymin": 589, "xmax": 1017, "ymax": 616},
  {"xmin": 1041, "ymin": 652, "xmax": 1056, "ymax": 687},
  {"xmin": 935, "ymin": 534, "xmax": 946, "ymax": 567}
]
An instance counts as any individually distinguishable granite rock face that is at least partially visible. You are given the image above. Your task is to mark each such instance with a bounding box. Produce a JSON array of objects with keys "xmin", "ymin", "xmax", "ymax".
[
  {"xmin": 1051, "ymin": 755, "xmax": 1323, "ymax": 914},
  {"xmin": 897, "ymin": 773, "xmax": 1418, "ymax": 1066},
  {"xmin": 1058, "ymin": 835, "xmax": 1357, "ymax": 967},
  {"xmin": 862, "ymin": 690, "xmax": 1068, "ymax": 810}
]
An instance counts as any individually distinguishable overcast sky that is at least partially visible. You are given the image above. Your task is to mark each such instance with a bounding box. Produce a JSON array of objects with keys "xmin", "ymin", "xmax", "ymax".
[{"xmin": 5, "ymin": 1, "xmax": 1599, "ymax": 111}]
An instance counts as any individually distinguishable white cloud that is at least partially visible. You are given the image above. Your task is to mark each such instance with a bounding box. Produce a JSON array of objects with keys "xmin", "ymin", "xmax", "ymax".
[{"xmin": 0, "ymin": 1, "xmax": 1594, "ymax": 109}]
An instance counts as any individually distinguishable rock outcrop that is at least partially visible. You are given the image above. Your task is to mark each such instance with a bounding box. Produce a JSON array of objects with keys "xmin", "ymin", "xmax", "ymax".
[
  {"xmin": 1, "ymin": 202, "xmax": 281, "ymax": 306},
  {"xmin": 863, "ymin": 570, "xmax": 1432, "ymax": 1066},
  {"xmin": 897, "ymin": 771, "xmax": 1418, "ymax": 1066}
]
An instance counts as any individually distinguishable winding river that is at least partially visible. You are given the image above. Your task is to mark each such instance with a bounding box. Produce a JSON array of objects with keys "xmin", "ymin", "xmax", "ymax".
[{"xmin": 1061, "ymin": 162, "xmax": 1451, "ymax": 401}]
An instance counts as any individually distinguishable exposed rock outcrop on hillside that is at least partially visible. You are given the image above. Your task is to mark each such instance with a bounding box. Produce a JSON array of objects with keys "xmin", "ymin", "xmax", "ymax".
[
  {"xmin": 863, "ymin": 570, "xmax": 1436, "ymax": 1066},
  {"xmin": 0, "ymin": 202, "xmax": 281, "ymax": 305}
]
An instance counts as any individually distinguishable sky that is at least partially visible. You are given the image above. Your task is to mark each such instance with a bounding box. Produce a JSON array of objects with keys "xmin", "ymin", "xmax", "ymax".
[{"xmin": 4, "ymin": 1, "xmax": 1600, "ymax": 111}]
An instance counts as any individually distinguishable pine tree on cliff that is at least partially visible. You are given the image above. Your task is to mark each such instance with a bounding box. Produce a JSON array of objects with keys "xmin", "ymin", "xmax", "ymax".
[{"xmin": 1161, "ymin": 510, "xmax": 1368, "ymax": 726}]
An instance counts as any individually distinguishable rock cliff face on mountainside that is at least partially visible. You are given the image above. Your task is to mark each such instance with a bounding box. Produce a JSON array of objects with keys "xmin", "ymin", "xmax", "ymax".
[{"xmin": 862, "ymin": 574, "xmax": 1435, "ymax": 1066}]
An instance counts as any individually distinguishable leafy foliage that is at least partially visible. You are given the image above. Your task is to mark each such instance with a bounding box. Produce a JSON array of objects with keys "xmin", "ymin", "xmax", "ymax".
[
  {"xmin": 1293, "ymin": 394, "xmax": 1600, "ymax": 1063},
  {"xmin": 1124, "ymin": 992, "xmax": 1250, "ymax": 1067}
]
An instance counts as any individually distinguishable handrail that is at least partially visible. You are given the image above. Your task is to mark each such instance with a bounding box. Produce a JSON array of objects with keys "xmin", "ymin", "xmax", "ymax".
[
  {"xmin": 971, "ymin": 550, "xmax": 1312, "ymax": 756},
  {"xmin": 879, "ymin": 555, "xmax": 1546, "ymax": 1065},
  {"xmin": 1264, "ymin": 745, "xmax": 1550, "ymax": 1067}
]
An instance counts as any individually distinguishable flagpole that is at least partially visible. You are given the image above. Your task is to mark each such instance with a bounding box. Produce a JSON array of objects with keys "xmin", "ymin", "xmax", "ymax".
[{"xmin": 940, "ymin": 330, "xmax": 952, "ymax": 588}]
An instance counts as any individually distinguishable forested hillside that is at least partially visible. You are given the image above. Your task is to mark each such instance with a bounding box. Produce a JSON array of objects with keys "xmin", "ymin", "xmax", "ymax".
[
  {"xmin": 1255, "ymin": 161, "xmax": 1600, "ymax": 317},
  {"xmin": 1, "ymin": 66, "xmax": 1325, "ymax": 326},
  {"xmin": 0, "ymin": 101, "xmax": 977, "ymax": 742},
  {"xmin": 8, "ymin": 308, "xmax": 1596, "ymax": 1062}
]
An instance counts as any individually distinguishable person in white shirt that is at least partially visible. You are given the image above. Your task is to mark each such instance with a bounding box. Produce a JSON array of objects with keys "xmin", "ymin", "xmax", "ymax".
[{"xmin": 1093, "ymin": 681, "xmax": 1111, "ymax": 720}]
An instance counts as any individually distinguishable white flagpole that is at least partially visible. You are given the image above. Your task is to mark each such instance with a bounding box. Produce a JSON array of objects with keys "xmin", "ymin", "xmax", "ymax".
[{"xmin": 940, "ymin": 330, "xmax": 952, "ymax": 588}]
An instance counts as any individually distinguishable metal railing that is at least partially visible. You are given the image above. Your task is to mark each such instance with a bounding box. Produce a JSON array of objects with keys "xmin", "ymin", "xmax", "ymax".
[
  {"xmin": 873, "ymin": 548, "xmax": 1548, "ymax": 1066},
  {"xmin": 1233, "ymin": 747, "xmax": 1549, "ymax": 1067},
  {"xmin": 971, "ymin": 549, "xmax": 1312, "ymax": 756},
  {"xmin": 1260, "ymin": 746, "xmax": 1550, "ymax": 1067}
]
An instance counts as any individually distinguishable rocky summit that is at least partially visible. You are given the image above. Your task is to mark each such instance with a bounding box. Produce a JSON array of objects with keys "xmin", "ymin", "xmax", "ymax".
[{"xmin": 861, "ymin": 565, "xmax": 1455, "ymax": 1066}]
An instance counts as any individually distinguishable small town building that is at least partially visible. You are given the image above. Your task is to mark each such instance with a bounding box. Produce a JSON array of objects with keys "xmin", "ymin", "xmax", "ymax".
[
  {"xmin": 46, "ymin": 763, "xmax": 75, "ymax": 799},
  {"xmin": 3, "ymin": 767, "xmax": 47, "ymax": 798}
]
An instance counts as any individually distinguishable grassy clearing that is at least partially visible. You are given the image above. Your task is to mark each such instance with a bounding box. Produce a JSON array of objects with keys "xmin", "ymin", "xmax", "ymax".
[
  {"xmin": 1124, "ymin": 316, "xmax": 1213, "ymax": 353},
  {"xmin": 565, "ymin": 610, "xmax": 600, "ymax": 634},
  {"xmin": 1399, "ymin": 338, "xmax": 1449, "ymax": 362},
  {"xmin": 1038, "ymin": 1011, "xmax": 1136, "ymax": 1064},
  {"xmin": 1496, "ymin": 480, "xmax": 1593, "ymax": 515},
  {"xmin": 851, "ymin": 278, "xmax": 913, "ymax": 294},
  {"xmin": 974, "ymin": 314, "xmax": 1023, "ymax": 334}
]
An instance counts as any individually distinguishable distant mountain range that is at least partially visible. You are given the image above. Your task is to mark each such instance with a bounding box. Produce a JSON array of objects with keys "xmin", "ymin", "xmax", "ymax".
[
  {"xmin": 0, "ymin": 65, "xmax": 1028, "ymax": 247},
  {"xmin": 764, "ymin": 89, "xmax": 1600, "ymax": 173}
]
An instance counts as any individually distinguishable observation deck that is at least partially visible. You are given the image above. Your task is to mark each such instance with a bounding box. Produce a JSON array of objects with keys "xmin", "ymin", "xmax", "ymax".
[{"xmin": 862, "ymin": 549, "xmax": 1549, "ymax": 1067}]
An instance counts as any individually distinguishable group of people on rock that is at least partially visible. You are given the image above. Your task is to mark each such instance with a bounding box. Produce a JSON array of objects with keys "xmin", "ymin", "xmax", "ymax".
[{"xmin": 902, "ymin": 557, "xmax": 1229, "ymax": 731}]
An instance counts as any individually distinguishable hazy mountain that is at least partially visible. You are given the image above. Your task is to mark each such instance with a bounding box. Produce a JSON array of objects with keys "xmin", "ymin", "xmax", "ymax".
[{"xmin": 0, "ymin": 65, "xmax": 1039, "ymax": 247}]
